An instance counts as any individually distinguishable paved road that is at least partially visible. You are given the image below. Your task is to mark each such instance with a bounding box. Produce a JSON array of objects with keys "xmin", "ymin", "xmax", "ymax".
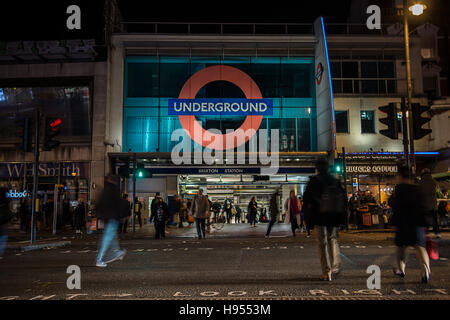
[{"xmin": 1, "ymin": 224, "xmax": 449, "ymax": 300}]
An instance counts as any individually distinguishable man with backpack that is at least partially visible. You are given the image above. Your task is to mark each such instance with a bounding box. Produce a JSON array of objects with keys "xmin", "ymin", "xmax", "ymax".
[{"xmin": 303, "ymin": 159, "xmax": 347, "ymax": 281}]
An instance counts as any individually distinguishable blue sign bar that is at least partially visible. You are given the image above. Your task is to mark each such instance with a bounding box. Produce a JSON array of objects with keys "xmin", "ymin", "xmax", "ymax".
[
  {"xmin": 141, "ymin": 167, "xmax": 315, "ymax": 175},
  {"xmin": 168, "ymin": 98, "xmax": 273, "ymax": 116}
]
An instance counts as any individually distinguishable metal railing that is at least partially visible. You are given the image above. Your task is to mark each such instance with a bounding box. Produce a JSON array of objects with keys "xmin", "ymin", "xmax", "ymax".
[
  {"xmin": 119, "ymin": 21, "xmax": 315, "ymax": 35},
  {"xmin": 118, "ymin": 22, "xmax": 402, "ymax": 36}
]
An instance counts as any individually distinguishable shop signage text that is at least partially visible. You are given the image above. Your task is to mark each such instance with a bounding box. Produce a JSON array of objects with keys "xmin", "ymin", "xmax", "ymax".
[
  {"xmin": 5, "ymin": 190, "xmax": 30, "ymax": 198},
  {"xmin": 168, "ymin": 99, "xmax": 273, "ymax": 116},
  {"xmin": 0, "ymin": 162, "xmax": 88, "ymax": 179},
  {"xmin": 346, "ymin": 165, "xmax": 398, "ymax": 174}
]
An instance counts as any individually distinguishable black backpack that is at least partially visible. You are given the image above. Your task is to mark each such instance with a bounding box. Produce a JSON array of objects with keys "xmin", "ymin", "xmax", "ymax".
[{"xmin": 318, "ymin": 176, "xmax": 346, "ymax": 215}]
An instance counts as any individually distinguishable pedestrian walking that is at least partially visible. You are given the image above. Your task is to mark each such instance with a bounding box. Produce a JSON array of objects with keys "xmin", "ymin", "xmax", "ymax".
[
  {"xmin": 212, "ymin": 199, "xmax": 221, "ymax": 223},
  {"xmin": 95, "ymin": 175, "xmax": 126, "ymax": 267},
  {"xmin": 62, "ymin": 199, "xmax": 71, "ymax": 228},
  {"xmin": 223, "ymin": 197, "xmax": 233, "ymax": 224},
  {"xmin": 303, "ymin": 160, "xmax": 347, "ymax": 281},
  {"xmin": 284, "ymin": 190, "xmax": 301, "ymax": 237},
  {"xmin": 234, "ymin": 205, "xmax": 242, "ymax": 224},
  {"xmin": 150, "ymin": 194, "xmax": 169, "ymax": 239},
  {"xmin": 74, "ymin": 198, "xmax": 86, "ymax": 235},
  {"xmin": 190, "ymin": 188, "xmax": 210, "ymax": 239},
  {"xmin": 0, "ymin": 187, "xmax": 13, "ymax": 258},
  {"xmin": 298, "ymin": 196, "xmax": 305, "ymax": 232},
  {"xmin": 389, "ymin": 166, "xmax": 431, "ymax": 283},
  {"xmin": 248, "ymin": 196, "xmax": 258, "ymax": 228},
  {"xmin": 173, "ymin": 195, "xmax": 183, "ymax": 228},
  {"xmin": 266, "ymin": 190, "xmax": 280, "ymax": 238},
  {"xmin": 348, "ymin": 193, "xmax": 360, "ymax": 229},
  {"xmin": 419, "ymin": 168, "xmax": 440, "ymax": 239},
  {"xmin": 134, "ymin": 197, "xmax": 143, "ymax": 228},
  {"xmin": 119, "ymin": 194, "xmax": 131, "ymax": 234}
]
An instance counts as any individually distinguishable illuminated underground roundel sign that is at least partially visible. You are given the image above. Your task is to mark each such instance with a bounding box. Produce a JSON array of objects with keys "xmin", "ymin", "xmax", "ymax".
[
  {"xmin": 168, "ymin": 65, "xmax": 273, "ymax": 150},
  {"xmin": 315, "ymin": 62, "xmax": 324, "ymax": 85}
]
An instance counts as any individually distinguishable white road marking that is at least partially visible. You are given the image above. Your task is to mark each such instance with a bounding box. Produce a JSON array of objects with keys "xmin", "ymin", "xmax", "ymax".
[
  {"xmin": 147, "ymin": 249, "xmax": 158, "ymax": 252},
  {"xmin": 133, "ymin": 249, "xmax": 144, "ymax": 252}
]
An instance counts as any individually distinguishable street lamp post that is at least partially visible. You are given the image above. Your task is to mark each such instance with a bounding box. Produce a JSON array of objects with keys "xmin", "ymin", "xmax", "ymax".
[{"xmin": 403, "ymin": 0, "xmax": 427, "ymax": 176}]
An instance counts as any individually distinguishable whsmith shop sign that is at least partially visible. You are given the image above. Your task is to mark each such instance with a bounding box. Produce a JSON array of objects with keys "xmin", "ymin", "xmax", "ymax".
[{"xmin": 0, "ymin": 162, "xmax": 89, "ymax": 179}]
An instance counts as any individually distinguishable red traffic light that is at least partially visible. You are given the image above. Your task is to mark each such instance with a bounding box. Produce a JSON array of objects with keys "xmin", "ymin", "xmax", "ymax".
[{"xmin": 49, "ymin": 118, "xmax": 62, "ymax": 131}]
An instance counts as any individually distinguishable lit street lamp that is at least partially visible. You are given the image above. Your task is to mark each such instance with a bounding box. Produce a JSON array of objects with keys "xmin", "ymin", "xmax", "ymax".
[{"xmin": 403, "ymin": 0, "xmax": 427, "ymax": 176}]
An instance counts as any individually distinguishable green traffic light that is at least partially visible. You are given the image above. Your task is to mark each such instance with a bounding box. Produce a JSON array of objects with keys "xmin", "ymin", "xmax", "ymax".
[
  {"xmin": 138, "ymin": 171, "xmax": 143, "ymax": 178},
  {"xmin": 336, "ymin": 165, "xmax": 341, "ymax": 172}
]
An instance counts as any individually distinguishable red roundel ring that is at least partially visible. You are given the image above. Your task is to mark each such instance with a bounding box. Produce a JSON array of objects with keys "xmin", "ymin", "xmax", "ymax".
[
  {"xmin": 177, "ymin": 65, "xmax": 264, "ymax": 150},
  {"xmin": 316, "ymin": 62, "xmax": 324, "ymax": 85}
]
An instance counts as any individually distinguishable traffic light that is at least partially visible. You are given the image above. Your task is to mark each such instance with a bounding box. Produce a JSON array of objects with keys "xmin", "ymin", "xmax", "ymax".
[
  {"xmin": 378, "ymin": 103, "xmax": 398, "ymax": 139},
  {"xmin": 135, "ymin": 163, "xmax": 152, "ymax": 178},
  {"xmin": 43, "ymin": 117, "xmax": 62, "ymax": 151},
  {"xmin": 15, "ymin": 117, "xmax": 32, "ymax": 152},
  {"xmin": 333, "ymin": 158, "xmax": 343, "ymax": 174},
  {"xmin": 411, "ymin": 103, "xmax": 432, "ymax": 140}
]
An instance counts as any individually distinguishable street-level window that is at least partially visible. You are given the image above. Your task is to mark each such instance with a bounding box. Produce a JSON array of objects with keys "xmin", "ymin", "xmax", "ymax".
[
  {"xmin": 335, "ymin": 110, "xmax": 349, "ymax": 133},
  {"xmin": 360, "ymin": 111, "xmax": 375, "ymax": 133}
]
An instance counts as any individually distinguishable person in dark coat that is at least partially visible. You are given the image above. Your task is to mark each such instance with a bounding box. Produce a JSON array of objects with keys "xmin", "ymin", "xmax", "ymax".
[
  {"xmin": 303, "ymin": 160, "xmax": 347, "ymax": 281},
  {"xmin": 74, "ymin": 198, "xmax": 86, "ymax": 234},
  {"xmin": 389, "ymin": 166, "xmax": 430, "ymax": 283},
  {"xmin": 234, "ymin": 205, "xmax": 242, "ymax": 224},
  {"xmin": 95, "ymin": 175, "xmax": 126, "ymax": 267},
  {"xmin": 118, "ymin": 194, "xmax": 131, "ymax": 234},
  {"xmin": 173, "ymin": 195, "xmax": 182, "ymax": 228},
  {"xmin": 150, "ymin": 195, "xmax": 169, "ymax": 239},
  {"xmin": 62, "ymin": 199, "xmax": 71, "ymax": 228},
  {"xmin": 248, "ymin": 197, "xmax": 258, "ymax": 227},
  {"xmin": 266, "ymin": 191, "xmax": 280, "ymax": 237},
  {"xmin": 419, "ymin": 168, "xmax": 440, "ymax": 238}
]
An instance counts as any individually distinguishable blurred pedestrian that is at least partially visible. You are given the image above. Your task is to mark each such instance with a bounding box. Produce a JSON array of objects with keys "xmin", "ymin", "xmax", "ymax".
[
  {"xmin": 134, "ymin": 197, "xmax": 143, "ymax": 228},
  {"xmin": 303, "ymin": 160, "xmax": 347, "ymax": 281},
  {"xmin": 284, "ymin": 190, "xmax": 300, "ymax": 237},
  {"xmin": 74, "ymin": 198, "xmax": 86, "ymax": 235},
  {"xmin": 150, "ymin": 194, "xmax": 169, "ymax": 239},
  {"xmin": 248, "ymin": 196, "xmax": 258, "ymax": 228},
  {"xmin": 174, "ymin": 195, "xmax": 182, "ymax": 228},
  {"xmin": 0, "ymin": 187, "xmax": 13, "ymax": 258},
  {"xmin": 95, "ymin": 175, "xmax": 126, "ymax": 267},
  {"xmin": 389, "ymin": 166, "xmax": 430, "ymax": 283},
  {"xmin": 419, "ymin": 168, "xmax": 440, "ymax": 239},
  {"xmin": 234, "ymin": 205, "xmax": 242, "ymax": 224},
  {"xmin": 190, "ymin": 188, "xmax": 209, "ymax": 239},
  {"xmin": 298, "ymin": 196, "xmax": 305, "ymax": 232},
  {"xmin": 223, "ymin": 197, "xmax": 233, "ymax": 224},
  {"xmin": 119, "ymin": 194, "xmax": 131, "ymax": 234},
  {"xmin": 266, "ymin": 190, "xmax": 280, "ymax": 238},
  {"xmin": 62, "ymin": 199, "xmax": 70, "ymax": 228}
]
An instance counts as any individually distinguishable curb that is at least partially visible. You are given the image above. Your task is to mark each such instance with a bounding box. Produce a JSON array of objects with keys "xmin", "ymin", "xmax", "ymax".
[{"xmin": 6, "ymin": 241, "xmax": 72, "ymax": 252}]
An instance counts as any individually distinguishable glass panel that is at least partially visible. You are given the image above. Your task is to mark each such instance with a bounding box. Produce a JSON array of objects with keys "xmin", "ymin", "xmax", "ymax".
[
  {"xmin": 379, "ymin": 62, "xmax": 395, "ymax": 78},
  {"xmin": 342, "ymin": 80, "xmax": 353, "ymax": 93},
  {"xmin": 342, "ymin": 61, "xmax": 358, "ymax": 78},
  {"xmin": 360, "ymin": 111, "xmax": 375, "ymax": 133},
  {"xmin": 335, "ymin": 110, "xmax": 348, "ymax": 133},
  {"xmin": 361, "ymin": 62, "xmax": 377, "ymax": 78},
  {"xmin": 361, "ymin": 80, "xmax": 378, "ymax": 93},
  {"xmin": 127, "ymin": 63, "xmax": 159, "ymax": 97},
  {"xmin": 332, "ymin": 80, "xmax": 342, "ymax": 93},
  {"xmin": 330, "ymin": 61, "xmax": 341, "ymax": 78},
  {"xmin": 0, "ymin": 86, "xmax": 90, "ymax": 141}
]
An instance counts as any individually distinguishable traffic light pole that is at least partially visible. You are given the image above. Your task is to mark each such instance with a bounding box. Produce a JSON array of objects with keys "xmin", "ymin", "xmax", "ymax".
[
  {"xmin": 403, "ymin": 0, "xmax": 416, "ymax": 175},
  {"xmin": 131, "ymin": 153, "xmax": 136, "ymax": 233},
  {"xmin": 30, "ymin": 108, "xmax": 40, "ymax": 244},
  {"xmin": 401, "ymin": 97, "xmax": 410, "ymax": 170},
  {"xmin": 342, "ymin": 147, "xmax": 348, "ymax": 195}
]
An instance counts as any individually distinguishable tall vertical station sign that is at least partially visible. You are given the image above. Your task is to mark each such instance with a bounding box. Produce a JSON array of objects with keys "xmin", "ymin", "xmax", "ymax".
[{"xmin": 314, "ymin": 16, "xmax": 336, "ymax": 153}]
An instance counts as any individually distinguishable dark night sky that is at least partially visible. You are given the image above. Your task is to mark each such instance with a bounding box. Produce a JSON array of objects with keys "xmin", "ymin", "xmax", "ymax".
[{"xmin": 0, "ymin": 0, "xmax": 447, "ymax": 41}]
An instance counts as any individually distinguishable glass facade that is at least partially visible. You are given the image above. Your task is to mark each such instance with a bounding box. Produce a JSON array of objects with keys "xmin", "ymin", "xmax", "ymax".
[
  {"xmin": 123, "ymin": 56, "xmax": 317, "ymax": 153},
  {"xmin": 0, "ymin": 87, "xmax": 91, "ymax": 142}
]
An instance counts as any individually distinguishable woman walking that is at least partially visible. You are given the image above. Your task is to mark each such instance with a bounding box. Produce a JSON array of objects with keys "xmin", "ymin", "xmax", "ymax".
[{"xmin": 284, "ymin": 190, "xmax": 300, "ymax": 237}]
